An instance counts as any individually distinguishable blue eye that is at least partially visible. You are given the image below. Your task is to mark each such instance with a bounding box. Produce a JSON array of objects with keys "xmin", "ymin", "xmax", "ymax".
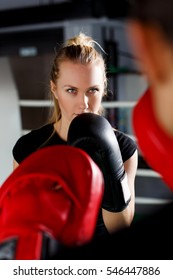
[
  {"xmin": 67, "ymin": 88, "xmax": 76, "ymax": 94},
  {"xmin": 88, "ymin": 88, "xmax": 99, "ymax": 94}
]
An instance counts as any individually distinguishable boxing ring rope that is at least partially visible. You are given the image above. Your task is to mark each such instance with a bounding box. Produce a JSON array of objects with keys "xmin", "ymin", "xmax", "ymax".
[
  {"xmin": 18, "ymin": 98, "xmax": 162, "ymax": 183},
  {"xmin": 19, "ymin": 99, "xmax": 173, "ymax": 206},
  {"xmin": 19, "ymin": 100, "xmax": 137, "ymax": 108},
  {"xmin": 135, "ymin": 197, "xmax": 173, "ymax": 205}
]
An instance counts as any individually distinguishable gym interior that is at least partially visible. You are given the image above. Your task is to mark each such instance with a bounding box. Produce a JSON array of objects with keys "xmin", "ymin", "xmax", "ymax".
[{"xmin": 0, "ymin": 0, "xmax": 172, "ymax": 225}]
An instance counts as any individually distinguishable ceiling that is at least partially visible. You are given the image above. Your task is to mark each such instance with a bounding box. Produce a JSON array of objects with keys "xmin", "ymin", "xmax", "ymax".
[
  {"xmin": 0, "ymin": 0, "xmax": 68, "ymax": 11},
  {"xmin": 0, "ymin": 0, "xmax": 129, "ymax": 29}
]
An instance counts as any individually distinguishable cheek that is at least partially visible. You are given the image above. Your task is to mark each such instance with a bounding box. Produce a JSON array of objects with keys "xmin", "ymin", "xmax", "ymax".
[
  {"xmin": 58, "ymin": 94, "xmax": 71, "ymax": 109},
  {"xmin": 58, "ymin": 94, "xmax": 77, "ymax": 117}
]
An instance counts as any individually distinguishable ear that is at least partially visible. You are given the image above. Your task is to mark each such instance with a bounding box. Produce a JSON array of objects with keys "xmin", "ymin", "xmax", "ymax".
[
  {"xmin": 126, "ymin": 20, "xmax": 170, "ymax": 84},
  {"xmin": 50, "ymin": 80, "xmax": 58, "ymax": 98}
]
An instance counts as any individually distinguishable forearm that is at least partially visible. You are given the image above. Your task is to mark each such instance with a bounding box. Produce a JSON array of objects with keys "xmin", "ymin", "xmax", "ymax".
[
  {"xmin": 102, "ymin": 201, "xmax": 134, "ymax": 234},
  {"xmin": 13, "ymin": 159, "xmax": 19, "ymax": 170}
]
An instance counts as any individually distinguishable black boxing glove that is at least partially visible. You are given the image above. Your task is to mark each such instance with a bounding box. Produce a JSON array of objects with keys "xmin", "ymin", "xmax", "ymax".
[{"xmin": 67, "ymin": 113, "xmax": 131, "ymax": 212}]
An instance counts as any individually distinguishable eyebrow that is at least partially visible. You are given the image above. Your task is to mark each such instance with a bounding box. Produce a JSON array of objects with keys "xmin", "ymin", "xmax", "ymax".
[
  {"xmin": 63, "ymin": 85, "xmax": 100, "ymax": 89},
  {"xmin": 63, "ymin": 85, "xmax": 77, "ymax": 88}
]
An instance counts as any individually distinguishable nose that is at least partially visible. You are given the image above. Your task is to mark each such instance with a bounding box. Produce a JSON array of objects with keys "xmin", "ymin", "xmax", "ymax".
[{"xmin": 79, "ymin": 94, "xmax": 88, "ymax": 110}]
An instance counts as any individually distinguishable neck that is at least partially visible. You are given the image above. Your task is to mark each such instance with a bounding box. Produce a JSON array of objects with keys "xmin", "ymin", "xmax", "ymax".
[{"xmin": 54, "ymin": 119, "xmax": 69, "ymax": 141}]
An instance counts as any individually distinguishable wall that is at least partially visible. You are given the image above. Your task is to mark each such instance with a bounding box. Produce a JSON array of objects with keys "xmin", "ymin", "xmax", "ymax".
[
  {"xmin": 0, "ymin": 18, "xmax": 173, "ymax": 220},
  {"xmin": 0, "ymin": 57, "xmax": 21, "ymax": 185}
]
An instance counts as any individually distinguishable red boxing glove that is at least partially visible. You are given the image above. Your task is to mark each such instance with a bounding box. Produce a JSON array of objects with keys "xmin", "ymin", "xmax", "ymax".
[
  {"xmin": 133, "ymin": 88, "xmax": 173, "ymax": 191},
  {"xmin": 0, "ymin": 145, "xmax": 103, "ymax": 259}
]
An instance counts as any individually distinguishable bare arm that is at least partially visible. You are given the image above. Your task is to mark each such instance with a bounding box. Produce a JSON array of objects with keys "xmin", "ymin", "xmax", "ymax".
[
  {"xmin": 102, "ymin": 149, "xmax": 138, "ymax": 234},
  {"xmin": 13, "ymin": 159, "xmax": 19, "ymax": 170}
]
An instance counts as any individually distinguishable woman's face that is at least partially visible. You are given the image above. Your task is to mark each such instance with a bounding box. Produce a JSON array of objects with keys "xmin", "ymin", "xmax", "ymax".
[{"xmin": 51, "ymin": 60, "xmax": 105, "ymax": 123}]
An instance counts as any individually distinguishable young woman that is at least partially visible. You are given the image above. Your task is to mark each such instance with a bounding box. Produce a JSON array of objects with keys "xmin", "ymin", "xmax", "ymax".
[{"xmin": 12, "ymin": 32, "xmax": 138, "ymax": 237}]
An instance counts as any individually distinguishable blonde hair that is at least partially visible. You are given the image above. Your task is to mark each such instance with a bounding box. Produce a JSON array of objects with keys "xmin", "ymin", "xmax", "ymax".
[{"xmin": 49, "ymin": 32, "xmax": 107, "ymax": 123}]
